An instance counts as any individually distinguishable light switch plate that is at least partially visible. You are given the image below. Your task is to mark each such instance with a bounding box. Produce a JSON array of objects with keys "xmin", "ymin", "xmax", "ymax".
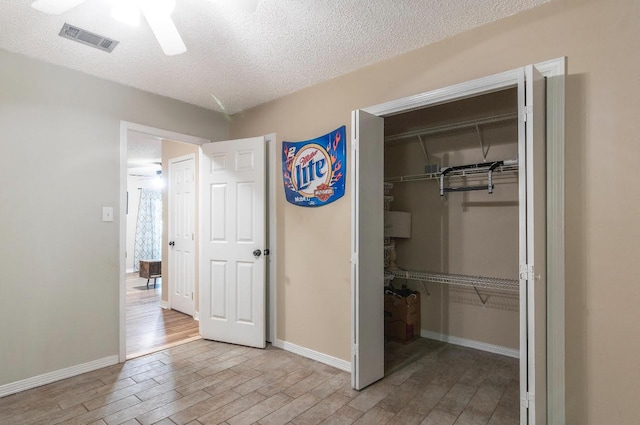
[{"xmin": 102, "ymin": 206, "xmax": 114, "ymax": 222}]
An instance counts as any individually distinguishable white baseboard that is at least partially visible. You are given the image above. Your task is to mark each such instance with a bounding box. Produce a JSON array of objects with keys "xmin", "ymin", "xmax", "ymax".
[
  {"xmin": 160, "ymin": 300, "xmax": 170, "ymax": 309},
  {"xmin": 0, "ymin": 355, "xmax": 119, "ymax": 398},
  {"xmin": 420, "ymin": 330, "xmax": 519, "ymax": 359},
  {"xmin": 194, "ymin": 311, "xmax": 200, "ymax": 321},
  {"xmin": 273, "ymin": 339, "xmax": 351, "ymax": 373}
]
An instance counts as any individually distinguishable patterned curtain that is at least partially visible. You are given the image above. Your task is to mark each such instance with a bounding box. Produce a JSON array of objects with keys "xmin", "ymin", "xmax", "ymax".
[{"xmin": 134, "ymin": 189, "xmax": 162, "ymax": 271}]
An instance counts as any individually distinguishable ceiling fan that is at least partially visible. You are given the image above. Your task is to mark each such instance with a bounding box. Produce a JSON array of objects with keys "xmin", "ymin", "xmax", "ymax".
[{"xmin": 30, "ymin": 0, "xmax": 260, "ymax": 56}]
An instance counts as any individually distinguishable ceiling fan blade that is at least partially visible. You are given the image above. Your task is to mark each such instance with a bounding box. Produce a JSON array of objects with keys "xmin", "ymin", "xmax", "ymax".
[
  {"xmin": 235, "ymin": 0, "xmax": 259, "ymax": 14},
  {"xmin": 141, "ymin": 10, "xmax": 186, "ymax": 56},
  {"xmin": 31, "ymin": 0, "xmax": 87, "ymax": 14}
]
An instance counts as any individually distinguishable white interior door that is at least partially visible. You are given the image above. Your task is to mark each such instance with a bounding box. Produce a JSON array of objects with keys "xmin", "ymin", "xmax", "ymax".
[
  {"xmin": 351, "ymin": 110, "xmax": 385, "ymax": 390},
  {"xmin": 200, "ymin": 137, "xmax": 267, "ymax": 348},
  {"xmin": 518, "ymin": 64, "xmax": 547, "ymax": 424},
  {"xmin": 169, "ymin": 155, "xmax": 196, "ymax": 317}
]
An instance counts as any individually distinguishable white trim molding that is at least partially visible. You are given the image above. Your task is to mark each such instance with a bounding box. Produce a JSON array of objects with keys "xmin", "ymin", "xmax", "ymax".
[
  {"xmin": 421, "ymin": 330, "xmax": 520, "ymax": 359},
  {"xmin": 273, "ymin": 339, "xmax": 351, "ymax": 373},
  {"xmin": 159, "ymin": 300, "xmax": 170, "ymax": 309},
  {"xmin": 0, "ymin": 355, "xmax": 119, "ymax": 398}
]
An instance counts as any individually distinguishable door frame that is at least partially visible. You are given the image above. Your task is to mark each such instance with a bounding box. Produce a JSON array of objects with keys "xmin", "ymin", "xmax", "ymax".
[
  {"xmin": 352, "ymin": 57, "xmax": 565, "ymax": 424},
  {"xmin": 119, "ymin": 124, "xmax": 278, "ymax": 362},
  {"xmin": 119, "ymin": 122, "xmax": 210, "ymax": 362},
  {"xmin": 167, "ymin": 153, "xmax": 197, "ymax": 317}
]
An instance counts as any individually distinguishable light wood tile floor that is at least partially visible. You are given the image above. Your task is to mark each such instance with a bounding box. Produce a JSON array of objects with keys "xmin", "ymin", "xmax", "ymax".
[
  {"xmin": 127, "ymin": 274, "xmax": 200, "ymax": 359},
  {"xmin": 0, "ymin": 338, "xmax": 518, "ymax": 424}
]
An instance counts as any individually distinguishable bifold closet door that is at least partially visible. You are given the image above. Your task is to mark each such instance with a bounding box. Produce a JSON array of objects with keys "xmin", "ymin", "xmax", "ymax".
[
  {"xmin": 350, "ymin": 109, "xmax": 384, "ymax": 390},
  {"xmin": 518, "ymin": 64, "xmax": 547, "ymax": 425}
]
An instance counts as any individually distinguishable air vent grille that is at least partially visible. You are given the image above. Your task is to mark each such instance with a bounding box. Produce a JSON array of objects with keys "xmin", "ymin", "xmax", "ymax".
[{"xmin": 59, "ymin": 23, "xmax": 119, "ymax": 53}]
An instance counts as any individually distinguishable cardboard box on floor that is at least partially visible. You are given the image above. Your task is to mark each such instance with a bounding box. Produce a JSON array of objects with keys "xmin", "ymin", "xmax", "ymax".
[{"xmin": 384, "ymin": 292, "xmax": 420, "ymax": 342}]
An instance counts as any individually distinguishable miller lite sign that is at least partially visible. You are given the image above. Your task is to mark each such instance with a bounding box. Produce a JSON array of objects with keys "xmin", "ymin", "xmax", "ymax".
[{"xmin": 282, "ymin": 126, "xmax": 346, "ymax": 207}]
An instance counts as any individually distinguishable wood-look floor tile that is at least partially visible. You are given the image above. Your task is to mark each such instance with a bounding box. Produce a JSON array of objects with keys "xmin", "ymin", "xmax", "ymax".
[
  {"xmin": 257, "ymin": 367, "xmax": 314, "ymax": 398},
  {"xmin": 317, "ymin": 405, "xmax": 363, "ymax": 425},
  {"xmin": 435, "ymin": 383, "xmax": 478, "ymax": 417},
  {"xmin": 59, "ymin": 395, "xmax": 141, "ymax": 425},
  {"xmin": 376, "ymin": 387, "xmax": 418, "ymax": 413},
  {"xmin": 83, "ymin": 379, "xmax": 158, "ymax": 411},
  {"xmin": 420, "ymin": 408, "xmax": 458, "ymax": 425},
  {"xmin": 136, "ymin": 372, "xmax": 205, "ymax": 401},
  {"xmin": 57, "ymin": 377, "xmax": 139, "ymax": 410},
  {"xmin": 386, "ymin": 409, "xmax": 425, "ymax": 425},
  {"xmin": 290, "ymin": 392, "xmax": 350, "ymax": 425},
  {"xmin": 136, "ymin": 390, "xmax": 211, "ymax": 425},
  {"xmin": 194, "ymin": 391, "xmax": 267, "ymax": 425},
  {"xmin": 351, "ymin": 406, "xmax": 395, "ymax": 425},
  {"xmin": 102, "ymin": 390, "xmax": 182, "ymax": 425},
  {"xmin": 175, "ymin": 369, "xmax": 239, "ymax": 396},
  {"xmin": 258, "ymin": 393, "xmax": 320, "ymax": 425},
  {"xmin": 27, "ymin": 404, "xmax": 89, "ymax": 425},
  {"xmin": 346, "ymin": 386, "xmax": 389, "ymax": 413},
  {"xmin": 226, "ymin": 393, "xmax": 292, "ymax": 425},
  {"xmin": 233, "ymin": 368, "xmax": 288, "ymax": 395},
  {"xmin": 486, "ymin": 405, "xmax": 519, "ymax": 425},
  {"xmin": 202, "ymin": 370, "xmax": 263, "ymax": 397},
  {"xmin": 400, "ymin": 383, "xmax": 449, "ymax": 416},
  {"xmin": 309, "ymin": 373, "xmax": 351, "ymax": 400},
  {"xmin": 283, "ymin": 373, "xmax": 329, "ymax": 398},
  {"xmin": 1, "ymin": 338, "xmax": 521, "ymax": 425}
]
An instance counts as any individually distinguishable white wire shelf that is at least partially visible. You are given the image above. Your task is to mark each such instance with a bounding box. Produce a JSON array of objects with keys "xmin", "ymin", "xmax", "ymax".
[
  {"xmin": 391, "ymin": 269, "xmax": 519, "ymax": 292},
  {"xmin": 384, "ymin": 113, "xmax": 518, "ymax": 144}
]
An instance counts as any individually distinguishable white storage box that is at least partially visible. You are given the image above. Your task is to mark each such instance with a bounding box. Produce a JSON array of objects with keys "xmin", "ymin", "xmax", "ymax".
[{"xmin": 384, "ymin": 211, "xmax": 411, "ymax": 238}]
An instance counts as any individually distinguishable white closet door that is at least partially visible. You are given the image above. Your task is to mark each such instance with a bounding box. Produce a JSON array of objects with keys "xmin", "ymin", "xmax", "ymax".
[
  {"xmin": 351, "ymin": 109, "xmax": 384, "ymax": 390},
  {"xmin": 518, "ymin": 64, "xmax": 547, "ymax": 425}
]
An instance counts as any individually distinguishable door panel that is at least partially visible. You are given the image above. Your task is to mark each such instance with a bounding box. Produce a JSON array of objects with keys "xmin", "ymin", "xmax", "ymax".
[
  {"xmin": 169, "ymin": 156, "xmax": 196, "ymax": 316},
  {"xmin": 518, "ymin": 65, "xmax": 547, "ymax": 424},
  {"xmin": 351, "ymin": 110, "xmax": 385, "ymax": 390},
  {"xmin": 200, "ymin": 137, "xmax": 266, "ymax": 348}
]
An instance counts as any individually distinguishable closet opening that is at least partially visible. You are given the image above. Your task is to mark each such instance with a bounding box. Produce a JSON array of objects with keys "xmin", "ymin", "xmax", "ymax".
[
  {"xmin": 382, "ymin": 88, "xmax": 521, "ymax": 422},
  {"xmin": 352, "ymin": 61, "xmax": 564, "ymax": 425}
]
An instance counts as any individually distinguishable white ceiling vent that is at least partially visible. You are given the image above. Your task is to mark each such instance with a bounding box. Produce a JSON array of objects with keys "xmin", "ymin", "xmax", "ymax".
[{"xmin": 58, "ymin": 23, "xmax": 119, "ymax": 53}]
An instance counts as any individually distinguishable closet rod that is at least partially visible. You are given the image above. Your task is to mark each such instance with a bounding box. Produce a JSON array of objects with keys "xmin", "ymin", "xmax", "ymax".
[{"xmin": 385, "ymin": 113, "xmax": 518, "ymax": 144}]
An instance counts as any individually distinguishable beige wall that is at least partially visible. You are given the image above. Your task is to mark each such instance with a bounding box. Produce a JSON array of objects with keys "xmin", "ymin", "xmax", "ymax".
[
  {"xmin": 385, "ymin": 88, "xmax": 520, "ymax": 349},
  {"xmin": 388, "ymin": 143, "xmax": 519, "ymax": 350},
  {"xmin": 229, "ymin": 0, "xmax": 640, "ymax": 423},
  {"xmin": 161, "ymin": 140, "xmax": 200, "ymax": 308},
  {"xmin": 0, "ymin": 49, "xmax": 228, "ymax": 387}
]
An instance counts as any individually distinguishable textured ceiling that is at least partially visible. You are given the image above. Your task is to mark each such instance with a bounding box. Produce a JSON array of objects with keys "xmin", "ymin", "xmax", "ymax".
[
  {"xmin": 127, "ymin": 131, "xmax": 161, "ymax": 174},
  {"xmin": 0, "ymin": 0, "xmax": 550, "ymax": 114}
]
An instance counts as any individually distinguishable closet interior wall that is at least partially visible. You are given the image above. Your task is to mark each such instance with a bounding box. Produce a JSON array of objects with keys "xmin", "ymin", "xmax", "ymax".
[{"xmin": 384, "ymin": 89, "xmax": 520, "ymax": 350}]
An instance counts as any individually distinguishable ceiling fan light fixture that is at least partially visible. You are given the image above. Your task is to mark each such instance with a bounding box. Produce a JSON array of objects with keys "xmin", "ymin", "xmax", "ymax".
[{"xmin": 111, "ymin": 1, "xmax": 141, "ymax": 27}]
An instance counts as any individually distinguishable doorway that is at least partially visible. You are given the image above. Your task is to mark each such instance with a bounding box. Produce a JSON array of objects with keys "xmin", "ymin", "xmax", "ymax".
[
  {"xmin": 119, "ymin": 125, "xmax": 279, "ymax": 362},
  {"xmin": 119, "ymin": 123, "xmax": 211, "ymax": 361},
  {"xmin": 351, "ymin": 60, "xmax": 565, "ymax": 425}
]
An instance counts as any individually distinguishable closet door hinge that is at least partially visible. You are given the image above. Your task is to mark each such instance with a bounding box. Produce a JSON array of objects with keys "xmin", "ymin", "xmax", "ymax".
[
  {"xmin": 352, "ymin": 138, "xmax": 359, "ymax": 151},
  {"xmin": 521, "ymin": 105, "xmax": 532, "ymax": 122},
  {"xmin": 519, "ymin": 264, "xmax": 534, "ymax": 281},
  {"xmin": 521, "ymin": 392, "xmax": 534, "ymax": 409}
]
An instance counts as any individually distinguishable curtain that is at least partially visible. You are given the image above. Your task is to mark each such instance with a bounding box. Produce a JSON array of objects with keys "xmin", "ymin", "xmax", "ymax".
[{"xmin": 134, "ymin": 189, "xmax": 162, "ymax": 271}]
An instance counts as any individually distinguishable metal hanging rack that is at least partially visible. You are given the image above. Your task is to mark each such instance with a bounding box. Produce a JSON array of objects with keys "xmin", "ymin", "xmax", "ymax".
[
  {"xmin": 385, "ymin": 113, "xmax": 519, "ymax": 194},
  {"xmin": 391, "ymin": 269, "xmax": 519, "ymax": 305}
]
